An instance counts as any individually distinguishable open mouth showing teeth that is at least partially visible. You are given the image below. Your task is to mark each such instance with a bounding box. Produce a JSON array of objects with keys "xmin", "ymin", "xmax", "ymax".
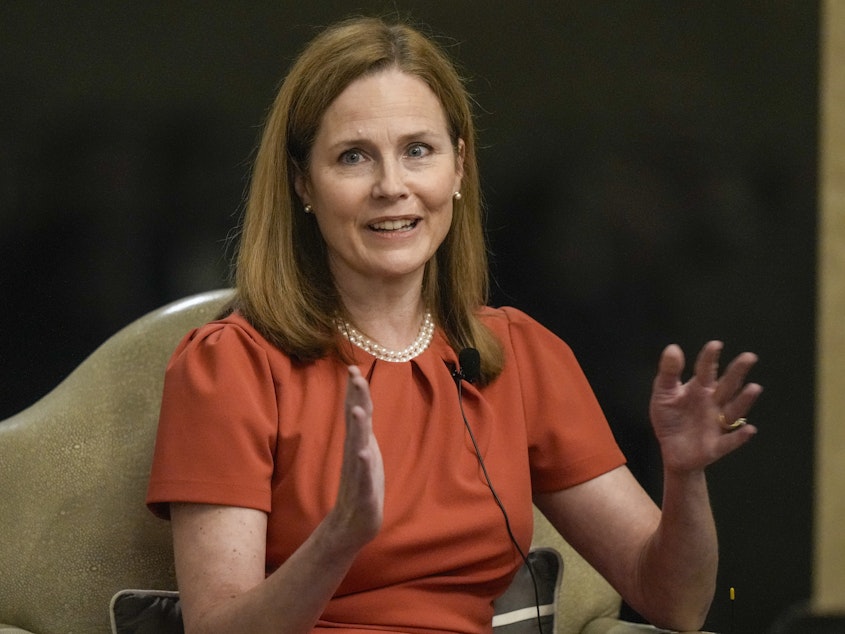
[{"xmin": 369, "ymin": 219, "xmax": 419, "ymax": 232}]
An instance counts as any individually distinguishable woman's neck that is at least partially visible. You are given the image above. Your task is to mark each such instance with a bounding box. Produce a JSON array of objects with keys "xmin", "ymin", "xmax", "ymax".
[{"xmin": 337, "ymin": 282, "xmax": 428, "ymax": 352}]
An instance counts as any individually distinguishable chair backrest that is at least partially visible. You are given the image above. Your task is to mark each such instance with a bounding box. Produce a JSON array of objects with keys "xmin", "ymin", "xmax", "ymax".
[
  {"xmin": 0, "ymin": 289, "xmax": 234, "ymax": 634},
  {"xmin": 532, "ymin": 508, "xmax": 622, "ymax": 633}
]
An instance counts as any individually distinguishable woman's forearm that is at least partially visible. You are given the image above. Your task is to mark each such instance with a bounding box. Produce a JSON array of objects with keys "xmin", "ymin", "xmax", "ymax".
[
  {"xmin": 634, "ymin": 469, "xmax": 718, "ymax": 631},
  {"xmin": 181, "ymin": 511, "xmax": 364, "ymax": 634}
]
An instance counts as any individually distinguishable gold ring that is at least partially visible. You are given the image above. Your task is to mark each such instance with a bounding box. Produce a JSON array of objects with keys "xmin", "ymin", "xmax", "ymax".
[{"xmin": 718, "ymin": 412, "xmax": 747, "ymax": 431}]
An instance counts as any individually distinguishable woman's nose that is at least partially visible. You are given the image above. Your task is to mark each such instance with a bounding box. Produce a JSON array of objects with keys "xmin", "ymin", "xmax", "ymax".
[{"xmin": 372, "ymin": 159, "xmax": 410, "ymax": 199}]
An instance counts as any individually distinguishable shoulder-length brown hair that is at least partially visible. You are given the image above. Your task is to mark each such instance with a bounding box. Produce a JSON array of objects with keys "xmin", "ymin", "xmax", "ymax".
[{"xmin": 235, "ymin": 16, "xmax": 503, "ymax": 383}]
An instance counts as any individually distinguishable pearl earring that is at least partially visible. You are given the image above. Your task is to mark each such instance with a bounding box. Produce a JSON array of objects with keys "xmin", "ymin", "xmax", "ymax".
[
  {"xmin": 453, "ymin": 191, "xmax": 462, "ymax": 201},
  {"xmin": 304, "ymin": 204, "xmax": 313, "ymax": 214}
]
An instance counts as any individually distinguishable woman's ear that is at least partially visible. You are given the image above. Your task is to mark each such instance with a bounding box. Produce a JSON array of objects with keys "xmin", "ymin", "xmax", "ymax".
[
  {"xmin": 293, "ymin": 169, "xmax": 310, "ymax": 207},
  {"xmin": 455, "ymin": 138, "xmax": 466, "ymax": 188}
]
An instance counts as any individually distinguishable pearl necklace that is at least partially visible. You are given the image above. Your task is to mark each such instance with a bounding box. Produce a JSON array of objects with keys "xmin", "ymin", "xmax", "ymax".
[{"xmin": 337, "ymin": 311, "xmax": 435, "ymax": 363}]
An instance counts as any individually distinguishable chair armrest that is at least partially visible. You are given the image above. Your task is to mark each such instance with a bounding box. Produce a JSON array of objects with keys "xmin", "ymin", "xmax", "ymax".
[
  {"xmin": 582, "ymin": 616, "xmax": 715, "ymax": 634},
  {"xmin": 0, "ymin": 626, "xmax": 38, "ymax": 634}
]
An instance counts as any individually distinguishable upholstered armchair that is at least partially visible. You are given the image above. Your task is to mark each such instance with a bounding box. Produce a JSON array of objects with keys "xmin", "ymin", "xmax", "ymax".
[{"xmin": 0, "ymin": 290, "xmax": 707, "ymax": 634}]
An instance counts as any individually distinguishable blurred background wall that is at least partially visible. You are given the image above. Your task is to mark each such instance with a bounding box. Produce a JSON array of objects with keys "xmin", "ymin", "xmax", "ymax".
[{"xmin": 0, "ymin": 2, "xmax": 819, "ymax": 632}]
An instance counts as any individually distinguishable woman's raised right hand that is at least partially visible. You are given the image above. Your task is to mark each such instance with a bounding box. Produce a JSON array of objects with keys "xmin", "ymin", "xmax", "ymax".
[{"xmin": 327, "ymin": 365, "xmax": 384, "ymax": 549}]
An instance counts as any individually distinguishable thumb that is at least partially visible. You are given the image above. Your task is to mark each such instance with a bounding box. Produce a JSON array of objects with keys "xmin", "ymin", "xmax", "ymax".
[{"xmin": 653, "ymin": 344, "xmax": 685, "ymax": 392}]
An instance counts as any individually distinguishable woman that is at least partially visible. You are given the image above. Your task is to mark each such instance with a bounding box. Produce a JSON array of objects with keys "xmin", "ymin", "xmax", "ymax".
[{"xmin": 146, "ymin": 16, "xmax": 761, "ymax": 634}]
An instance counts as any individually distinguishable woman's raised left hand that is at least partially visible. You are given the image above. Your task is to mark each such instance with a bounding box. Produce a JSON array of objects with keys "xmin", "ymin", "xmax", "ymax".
[{"xmin": 649, "ymin": 341, "xmax": 762, "ymax": 474}]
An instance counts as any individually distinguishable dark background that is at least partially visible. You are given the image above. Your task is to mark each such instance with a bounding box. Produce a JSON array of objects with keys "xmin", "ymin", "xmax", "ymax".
[{"xmin": 0, "ymin": 2, "xmax": 818, "ymax": 632}]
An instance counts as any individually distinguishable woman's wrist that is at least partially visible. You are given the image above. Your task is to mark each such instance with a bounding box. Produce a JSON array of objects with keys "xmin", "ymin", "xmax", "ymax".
[{"xmin": 315, "ymin": 507, "xmax": 375, "ymax": 565}]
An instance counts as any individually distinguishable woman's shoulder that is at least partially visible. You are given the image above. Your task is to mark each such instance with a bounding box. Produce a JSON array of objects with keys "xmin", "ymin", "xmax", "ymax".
[
  {"xmin": 175, "ymin": 310, "xmax": 258, "ymax": 347},
  {"xmin": 169, "ymin": 310, "xmax": 283, "ymax": 368},
  {"xmin": 478, "ymin": 305, "xmax": 557, "ymax": 338},
  {"xmin": 478, "ymin": 305, "xmax": 576, "ymax": 359},
  {"xmin": 478, "ymin": 305, "xmax": 534, "ymax": 325}
]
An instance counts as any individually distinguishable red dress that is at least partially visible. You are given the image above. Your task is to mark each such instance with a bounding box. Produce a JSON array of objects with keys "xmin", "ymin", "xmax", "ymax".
[{"xmin": 147, "ymin": 306, "xmax": 625, "ymax": 633}]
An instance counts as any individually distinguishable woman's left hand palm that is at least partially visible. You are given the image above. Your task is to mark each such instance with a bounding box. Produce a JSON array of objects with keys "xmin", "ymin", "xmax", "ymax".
[{"xmin": 649, "ymin": 340, "xmax": 762, "ymax": 474}]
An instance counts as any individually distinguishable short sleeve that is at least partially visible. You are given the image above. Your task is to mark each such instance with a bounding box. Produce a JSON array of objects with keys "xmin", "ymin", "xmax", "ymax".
[
  {"xmin": 498, "ymin": 307, "xmax": 626, "ymax": 493},
  {"xmin": 146, "ymin": 321, "xmax": 279, "ymax": 519}
]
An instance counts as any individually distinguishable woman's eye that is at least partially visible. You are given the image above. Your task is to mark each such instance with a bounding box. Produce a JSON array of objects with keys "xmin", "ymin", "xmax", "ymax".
[
  {"xmin": 340, "ymin": 150, "xmax": 363, "ymax": 164},
  {"xmin": 407, "ymin": 143, "xmax": 431, "ymax": 158}
]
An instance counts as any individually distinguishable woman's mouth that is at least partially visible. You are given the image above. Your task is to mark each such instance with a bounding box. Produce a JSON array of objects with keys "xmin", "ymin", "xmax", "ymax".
[{"xmin": 368, "ymin": 218, "xmax": 419, "ymax": 232}]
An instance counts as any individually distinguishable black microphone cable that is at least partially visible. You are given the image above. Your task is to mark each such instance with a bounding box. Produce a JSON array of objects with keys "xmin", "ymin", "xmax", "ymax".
[{"xmin": 452, "ymin": 352, "xmax": 547, "ymax": 634}]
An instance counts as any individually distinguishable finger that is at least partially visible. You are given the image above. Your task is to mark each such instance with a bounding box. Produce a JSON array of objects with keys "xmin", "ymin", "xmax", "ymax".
[
  {"xmin": 345, "ymin": 366, "xmax": 373, "ymax": 417},
  {"xmin": 345, "ymin": 365, "xmax": 360, "ymax": 412},
  {"xmin": 344, "ymin": 366, "xmax": 373, "ymax": 453},
  {"xmin": 653, "ymin": 344, "xmax": 685, "ymax": 391},
  {"xmin": 719, "ymin": 382, "xmax": 764, "ymax": 423},
  {"xmin": 715, "ymin": 420, "xmax": 758, "ymax": 455},
  {"xmin": 693, "ymin": 340, "xmax": 724, "ymax": 387},
  {"xmin": 713, "ymin": 351, "xmax": 759, "ymax": 405}
]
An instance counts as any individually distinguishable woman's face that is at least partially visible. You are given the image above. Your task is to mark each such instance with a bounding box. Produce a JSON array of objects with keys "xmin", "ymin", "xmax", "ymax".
[{"xmin": 296, "ymin": 68, "xmax": 463, "ymax": 294}]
